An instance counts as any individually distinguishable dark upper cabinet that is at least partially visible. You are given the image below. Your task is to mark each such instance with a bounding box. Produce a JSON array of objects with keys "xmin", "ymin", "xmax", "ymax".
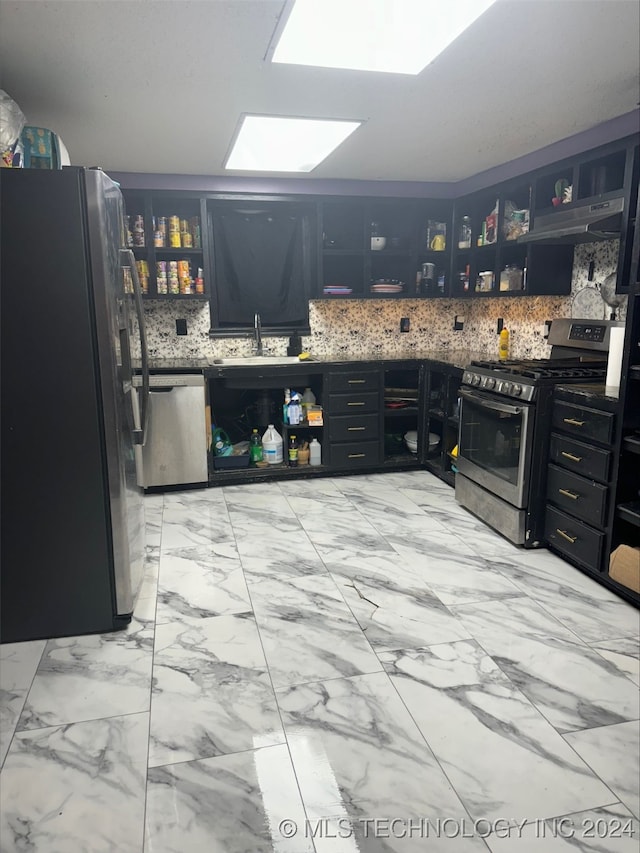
[
  {"xmin": 122, "ymin": 190, "xmax": 209, "ymax": 300},
  {"xmin": 318, "ymin": 197, "xmax": 453, "ymax": 300},
  {"xmin": 452, "ymin": 180, "xmax": 574, "ymax": 298}
]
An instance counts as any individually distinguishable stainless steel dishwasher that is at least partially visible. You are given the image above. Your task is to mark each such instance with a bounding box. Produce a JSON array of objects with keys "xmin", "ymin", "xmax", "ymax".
[{"xmin": 134, "ymin": 374, "xmax": 209, "ymax": 488}]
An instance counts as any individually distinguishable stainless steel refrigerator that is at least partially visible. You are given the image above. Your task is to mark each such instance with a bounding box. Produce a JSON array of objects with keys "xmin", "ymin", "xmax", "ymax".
[{"xmin": 1, "ymin": 166, "xmax": 150, "ymax": 642}]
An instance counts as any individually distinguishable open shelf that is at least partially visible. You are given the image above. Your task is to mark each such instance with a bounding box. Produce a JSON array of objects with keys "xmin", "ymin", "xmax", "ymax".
[
  {"xmin": 623, "ymin": 435, "xmax": 640, "ymax": 455},
  {"xmin": 617, "ymin": 501, "xmax": 640, "ymax": 527}
]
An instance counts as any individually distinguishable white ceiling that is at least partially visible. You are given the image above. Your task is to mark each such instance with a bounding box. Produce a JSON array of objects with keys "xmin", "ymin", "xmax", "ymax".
[{"xmin": 1, "ymin": 0, "xmax": 639, "ymax": 183}]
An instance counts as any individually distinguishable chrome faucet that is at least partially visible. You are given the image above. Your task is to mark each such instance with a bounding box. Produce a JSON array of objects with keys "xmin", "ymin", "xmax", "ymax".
[{"xmin": 253, "ymin": 312, "xmax": 263, "ymax": 356}]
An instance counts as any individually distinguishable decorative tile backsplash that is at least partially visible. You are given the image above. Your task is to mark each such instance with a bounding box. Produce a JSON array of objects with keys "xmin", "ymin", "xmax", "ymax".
[{"xmin": 142, "ymin": 239, "xmax": 626, "ymax": 361}]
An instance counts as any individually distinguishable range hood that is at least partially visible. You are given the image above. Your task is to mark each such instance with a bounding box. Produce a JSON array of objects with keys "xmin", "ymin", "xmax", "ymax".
[{"xmin": 518, "ymin": 196, "xmax": 624, "ymax": 244}]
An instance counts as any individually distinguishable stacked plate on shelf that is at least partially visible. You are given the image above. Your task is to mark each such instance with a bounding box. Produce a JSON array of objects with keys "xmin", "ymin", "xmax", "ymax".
[
  {"xmin": 370, "ymin": 279, "xmax": 404, "ymax": 294},
  {"xmin": 323, "ymin": 285, "xmax": 353, "ymax": 295}
]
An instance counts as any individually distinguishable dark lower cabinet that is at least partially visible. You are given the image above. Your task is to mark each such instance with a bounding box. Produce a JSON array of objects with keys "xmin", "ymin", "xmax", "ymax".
[
  {"xmin": 545, "ymin": 387, "xmax": 638, "ymax": 604},
  {"xmin": 544, "ymin": 505, "xmax": 605, "ymax": 573},
  {"xmin": 325, "ymin": 369, "xmax": 382, "ymax": 469}
]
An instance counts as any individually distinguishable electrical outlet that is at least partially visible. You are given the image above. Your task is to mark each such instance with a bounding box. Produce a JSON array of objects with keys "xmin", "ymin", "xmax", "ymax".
[
  {"xmin": 454, "ymin": 315, "xmax": 464, "ymax": 331},
  {"xmin": 497, "ymin": 318, "xmax": 504, "ymax": 334},
  {"xmin": 400, "ymin": 317, "xmax": 410, "ymax": 332},
  {"xmin": 544, "ymin": 320, "xmax": 552, "ymax": 339},
  {"xmin": 176, "ymin": 318, "xmax": 187, "ymax": 336}
]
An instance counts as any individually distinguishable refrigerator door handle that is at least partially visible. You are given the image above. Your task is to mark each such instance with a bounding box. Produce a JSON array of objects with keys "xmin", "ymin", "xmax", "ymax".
[{"xmin": 124, "ymin": 249, "xmax": 150, "ymax": 445}]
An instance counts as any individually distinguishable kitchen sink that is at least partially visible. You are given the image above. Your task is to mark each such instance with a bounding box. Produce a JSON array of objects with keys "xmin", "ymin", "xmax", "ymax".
[{"xmin": 211, "ymin": 356, "xmax": 305, "ymax": 365}]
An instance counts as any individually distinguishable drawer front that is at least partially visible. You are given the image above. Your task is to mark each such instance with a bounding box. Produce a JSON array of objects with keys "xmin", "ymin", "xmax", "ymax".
[
  {"xmin": 328, "ymin": 392, "xmax": 380, "ymax": 416},
  {"xmin": 546, "ymin": 463, "xmax": 608, "ymax": 528},
  {"xmin": 544, "ymin": 505, "xmax": 604, "ymax": 573},
  {"xmin": 549, "ymin": 433, "xmax": 611, "ymax": 483},
  {"xmin": 552, "ymin": 401, "xmax": 615, "ymax": 445},
  {"xmin": 328, "ymin": 413, "xmax": 380, "ymax": 443},
  {"xmin": 328, "ymin": 371, "xmax": 380, "ymax": 394},
  {"xmin": 330, "ymin": 440, "xmax": 381, "ymax": 468}
]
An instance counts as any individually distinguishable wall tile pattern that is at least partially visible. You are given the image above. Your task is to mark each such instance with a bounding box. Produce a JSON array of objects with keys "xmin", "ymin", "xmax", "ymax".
[{"xmin": 142, "ymin": 240, "xmax": 626, "ymax": 361}]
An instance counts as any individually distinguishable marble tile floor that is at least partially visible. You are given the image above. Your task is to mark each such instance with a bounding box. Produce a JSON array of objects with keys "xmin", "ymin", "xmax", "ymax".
[{"xmin": 1, "ymin": 471, "xmax": 639, "ymax": 852}]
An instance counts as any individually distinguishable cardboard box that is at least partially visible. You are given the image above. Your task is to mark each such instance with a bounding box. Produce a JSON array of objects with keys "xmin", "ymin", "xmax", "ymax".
[
  {"xmin": 20, "ymin": 126, "xmax": 63, "ymax": 169},
  {"xmin": 608, "ymin": 545, "xmax": 640, "ymax": 594}
]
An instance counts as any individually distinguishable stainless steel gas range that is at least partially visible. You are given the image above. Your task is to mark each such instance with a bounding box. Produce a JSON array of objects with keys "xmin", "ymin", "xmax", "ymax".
[{"xmin": 455, "ymin": 318, "xmax": 624, "ymax": 547}]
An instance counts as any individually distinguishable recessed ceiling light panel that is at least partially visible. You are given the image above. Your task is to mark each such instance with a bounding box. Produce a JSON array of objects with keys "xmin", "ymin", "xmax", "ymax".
[
  {"xmin": 224, "ymin": 115, "xmax": 362, "ymax": 172},
  {"xmin": 271, "ymin": 0, "xmax": 498, "ymax": 74}
]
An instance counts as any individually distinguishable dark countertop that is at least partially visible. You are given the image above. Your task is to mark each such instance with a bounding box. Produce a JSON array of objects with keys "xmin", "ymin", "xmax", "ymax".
[
  {"xmin": 555, "ymin": 383, "xmax": 620, "ymax": 410},
  {"xmin": 138, "ymin": 350, "xmax": 493, "ymax": 374},
  {"xmin": 146, "ymin": 358, "xmax": 211, "ymax": 371}
]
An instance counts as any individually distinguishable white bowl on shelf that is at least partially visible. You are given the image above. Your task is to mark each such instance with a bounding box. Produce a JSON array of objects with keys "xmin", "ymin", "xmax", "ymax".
[{"xmin": 404, "ymin": 430, "xmax": 418, "ymax": 453}]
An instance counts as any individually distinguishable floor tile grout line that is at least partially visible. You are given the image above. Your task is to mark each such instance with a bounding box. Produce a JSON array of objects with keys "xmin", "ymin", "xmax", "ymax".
[
  {"xmin": 558, "ymin": 727, "xmax": 640, "ymax": 821},
  {"xmin": 466, "ymin": 631, "xmax": 636, "ymax": 816},
  {"xmin": 0, "ymin": 638, "xmax": 47, "ymax": 771},
  {"xmin": 141, "ymin": 492, "xmax": 165, "ymax": 853},
  {"xmin": 223, "ymin": 480, "xmax": 320, "ymax": 853}
]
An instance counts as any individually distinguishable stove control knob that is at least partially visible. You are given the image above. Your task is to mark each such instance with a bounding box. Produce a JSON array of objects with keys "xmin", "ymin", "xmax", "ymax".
[
  {"xmin": 471, "ymin": 374, "xmax": 481, "ymax": 386},
  {"xmin": 486, "ymin": 378, "xmax": 496, "ymax": 389},
  {"xmin": 512, "ymin": 384, "xmax": 523, "ymax": 397},
  {"xmin": 502, "ymin": 382, "xmax": 512, "ymax": 395}
]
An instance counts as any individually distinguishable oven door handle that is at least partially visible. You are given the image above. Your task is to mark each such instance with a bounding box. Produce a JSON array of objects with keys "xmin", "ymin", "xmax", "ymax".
[{"xmin": 459, "ymin": 388, "xmax": 524, "ymax": 416}]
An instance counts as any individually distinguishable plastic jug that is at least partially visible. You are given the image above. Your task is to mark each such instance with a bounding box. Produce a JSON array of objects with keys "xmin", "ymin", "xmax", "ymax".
[
  {"xmin": 262, "ymin": 424, "xmax": 283, "ymax": 465},
  {"xmin": 301, "ymin": 387, "xmax": 316, "ymax": 416},
  {"xmin": 212, "ymin": 427, "xmax": 232, "ymax": 456},
  {"xmin": 309, "ymin": 437, "xmax": 322, "ymax": 466}
]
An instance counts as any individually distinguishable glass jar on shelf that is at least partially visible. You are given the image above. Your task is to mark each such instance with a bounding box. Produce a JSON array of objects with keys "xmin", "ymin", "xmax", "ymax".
[{"xmin": 457, "ymin": 215, "xmax": 472, "ymax": 249}]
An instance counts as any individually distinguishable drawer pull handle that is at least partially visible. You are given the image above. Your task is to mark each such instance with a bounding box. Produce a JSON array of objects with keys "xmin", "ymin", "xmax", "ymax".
[
  {"xmin": 561, "ymin": 451, "xmax": 583, "ymax": 462},
  {"xmin": 347, "ymin": 401, "xmax": 365, "ymax": 406},
  {"xmin": 563, "ymin": 418, "xmax": 585, "ymax": 427},
  {"xmin": 556, "ymin": 528, "xmax": 577, "ymax": 544},
  {"xmin": 347, "ymin": 426, "xmax": 366, "ymax": 431},
  {"xmin": 558, "ymin": 488, "xmax": 580, "ymax": 500},
  {"xmin": 348, "ymin": 453, "xmax": 366, "ymax": 459},
  {"xmin": 348, "ymin": 379, "xmax": 366, "ymax": 384}
]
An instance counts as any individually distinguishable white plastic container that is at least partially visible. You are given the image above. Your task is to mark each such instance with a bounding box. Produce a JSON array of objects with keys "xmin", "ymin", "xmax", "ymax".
[
  {"xmin": 262, "ymin": 424, "xmax": 283, "ymax": 465},
  {"xmin": 301, "ymin": 387, "xmax": 316, "ymax": 415},
  {"xmin": 309, "ymin": 437, "xmax": 322, "ymax": 466}
]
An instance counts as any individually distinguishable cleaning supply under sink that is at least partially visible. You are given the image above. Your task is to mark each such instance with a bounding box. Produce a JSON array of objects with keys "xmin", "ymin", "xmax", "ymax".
[
  {"xmin": 212, "ymin": 427, "xmax": 232, "ymax": 456},
  {"xmin": 262, "ymin": 424, "xmax": 283, "ymax": 464}
]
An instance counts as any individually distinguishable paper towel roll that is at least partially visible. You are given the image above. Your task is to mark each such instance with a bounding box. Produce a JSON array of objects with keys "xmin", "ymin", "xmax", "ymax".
[{"xmin": 605, "ymin": 326, "xmax": 625, "ymax": 393}]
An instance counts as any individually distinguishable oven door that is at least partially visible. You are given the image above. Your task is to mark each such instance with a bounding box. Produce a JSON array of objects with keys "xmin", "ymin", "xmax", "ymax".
[{"xmin": 457, "ymin": 387, "xmax": 535, "ymax": 508}]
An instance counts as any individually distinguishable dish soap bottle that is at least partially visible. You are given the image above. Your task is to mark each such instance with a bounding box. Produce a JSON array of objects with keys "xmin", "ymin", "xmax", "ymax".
[{"xmin": 498, "ymin": 327, "xmax": 510, "ymax": 361}]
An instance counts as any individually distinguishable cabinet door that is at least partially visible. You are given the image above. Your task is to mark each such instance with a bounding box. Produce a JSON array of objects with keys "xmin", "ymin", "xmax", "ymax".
[
  {"xmin": 545, "ymin": 505, "xmax": 605, "ymax": 573},
  {"xmin": 546, "ymin": 463, "xmax": 608, "ymax": 528},
  {"xmin": 549, "ymin": 433, "xmax": 611, "ymax": 483},
  {"xmin": 552, "ymin": 402, "xmax": 615, "ymax": 445}
]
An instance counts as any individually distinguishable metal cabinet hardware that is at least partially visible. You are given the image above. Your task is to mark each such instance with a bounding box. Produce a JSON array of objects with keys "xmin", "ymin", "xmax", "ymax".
[
  {"xmin": 348, "ymin": 453, "xmax": 366, "ymax": 459},
  {"xmin": 558, "ymin": 488, "xmax": 580, "ymax": 500},
  {"xmin": 347, "ymin": 401, "xmax": 365, "ymax": 406},
  {"xmin": 561, "ymin": 451, "xmax": 583, "ymax": 462},
  {"xmin": 347, "ymin": 379, "xmax": 366, "ymax": 384},
  {"xmin": 557, "ymin": 529, "xmax": 577, "ymax": 544},
  {"xmin": 347, "ymin": 426, "xmax": 366, "ymax": 431},
  {"xmin": 563, "ymin": 418, "xmax": 586, "ymax": 426}
]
